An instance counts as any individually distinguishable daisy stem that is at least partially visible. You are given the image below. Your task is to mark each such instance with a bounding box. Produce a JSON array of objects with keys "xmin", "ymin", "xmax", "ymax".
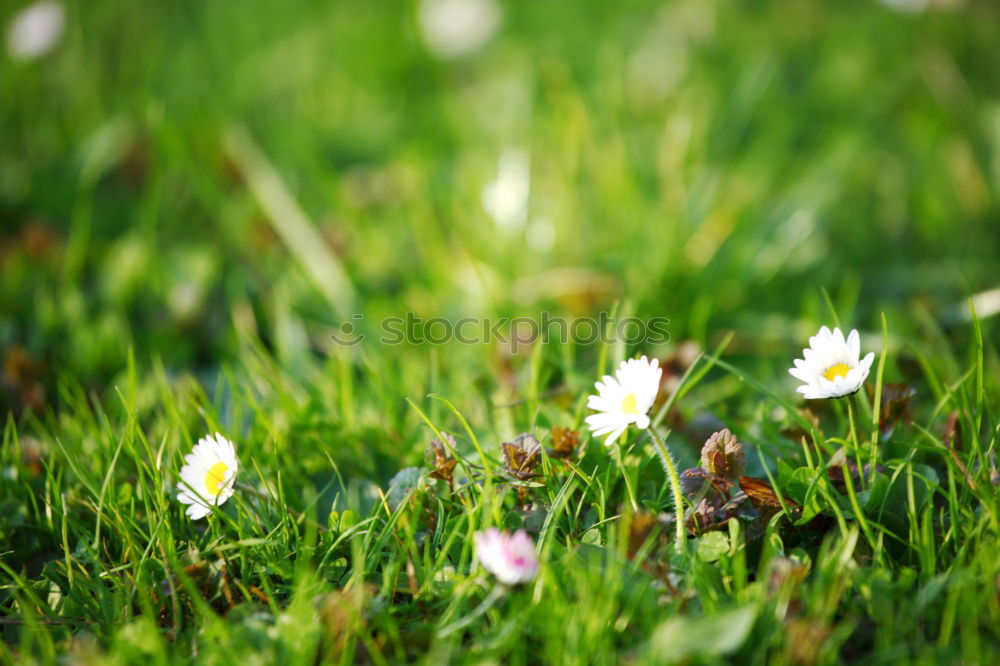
[
  {"xmin": 869, "ymin": 312, "xmax": 889, "ymax": 486},
  {"xmin": 648, "ymin": 427, "xmax": 686, "ymax": 555},
  {"xmin": 612, "ymin": 444, "xmax": 639, "ymax": 512},
  {"xmin": 846, "ymin": 398, "xmax": 867, "ymax": 490}
]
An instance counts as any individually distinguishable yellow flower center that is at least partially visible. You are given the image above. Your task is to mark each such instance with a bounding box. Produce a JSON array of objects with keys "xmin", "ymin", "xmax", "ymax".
[
  {"xmin": 621, "ymin": 392, "xmax": 639, "ymax": 415},
  {"xmin": 823, "ymin": 363, "xmax": 851, "ymax": 381},
  {"xmin": 204, "ymin": 462, "xmax": 229, "ymax": 496}
]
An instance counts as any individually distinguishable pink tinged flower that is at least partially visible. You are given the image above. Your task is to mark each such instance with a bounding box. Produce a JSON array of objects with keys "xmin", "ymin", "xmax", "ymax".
[{"xmin": 473, "ymin": 527, "xmax": 539, "ymax": 585}]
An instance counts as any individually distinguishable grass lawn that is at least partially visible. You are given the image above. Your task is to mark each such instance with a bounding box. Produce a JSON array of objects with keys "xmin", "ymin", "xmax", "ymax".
[{"xmin": 2, "ymin": 0, "xmax": 999, "ymax": 663}]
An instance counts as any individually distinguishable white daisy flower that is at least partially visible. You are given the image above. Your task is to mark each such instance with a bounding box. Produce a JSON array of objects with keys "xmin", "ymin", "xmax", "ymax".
[
  {"xmin": 176, "ymin": 433, "xmax": 239, "ymax": 520},
  {"xmin": 474, "ymin": 527, "xmax": 538, "ymax": 585},
  {"xmin": 5, "ymin": 1, "xmax": 64, "ymax": 61},
  {"xmin": 585, "ymin": 355, "xmax": 662, "ymax": 447},
  {"xmin": 789, "ymin": 326, "xmax": 875, "ymax": 400},
  {"xmin": 418, "ymin": 0, "xmax": 501, "ymax": 59}
]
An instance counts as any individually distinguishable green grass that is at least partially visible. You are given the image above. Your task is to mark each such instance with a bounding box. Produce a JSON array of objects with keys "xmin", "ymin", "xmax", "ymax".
[
  {"xmin": 2, "ymin": 319, "xmax": 997, "ymax": 664},
  {"xmin": 2, "ymin": 0, "xmax": 1000, "ymax": 663}
]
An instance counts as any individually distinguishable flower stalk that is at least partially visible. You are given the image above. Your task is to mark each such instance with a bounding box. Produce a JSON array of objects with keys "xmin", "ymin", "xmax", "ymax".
[
  {"xmin": 612, "ymin": 443, "xmax": 639, "ymax": 512},
  {"xmin": 649, "ymin": 427, "xmax": 686, "ymax": 554}
]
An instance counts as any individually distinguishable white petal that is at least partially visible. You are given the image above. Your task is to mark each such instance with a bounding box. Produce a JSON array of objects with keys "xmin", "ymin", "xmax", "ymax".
[
  {"xmin": 186, "ymin": 503, "xmax": 211, "ymax": 520},
  {"xmin": 586, "ymin": 411, "xmax": 622, "ymax": 426},
  {"xmin": 847, "ymin": 329, "xmax": 860, "ymax": 358},
  {"xmin": 788, "ymin": 367, "xmax": 813, "ymax": 382},
  {"xmin": 587, "ymin": 394, "xmax": 618, "ymax": 411},
  {"xmin": 602, "ymin": 425, "xmax": 628, "ymax": 447},
  {"xmin": 591, "ymin": 422, "xmax": 624, "ymax": 436},
  {"xmin": 832, "ymin": 327, "xmax": 846, "ymax": 349},
  {"xmin": 595, "ymin": 375, "xmax": 619, "ymax": 393}
]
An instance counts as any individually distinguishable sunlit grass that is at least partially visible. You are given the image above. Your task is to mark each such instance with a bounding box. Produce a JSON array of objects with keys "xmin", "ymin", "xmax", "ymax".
[{"xmin": 2, "ymin": 306, "xmax": 997, "ymax": 663}]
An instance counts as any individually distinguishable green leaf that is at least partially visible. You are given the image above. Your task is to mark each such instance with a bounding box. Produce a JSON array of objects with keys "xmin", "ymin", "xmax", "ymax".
[
  {"xmin": 339, "ymin": 509, "xmax": 358, "ymax": 531},
  {"xmin": 881, "ymin": 463, "xmax": 940, "ymax": 522},
  {"xmin": 776, "ymin": 458, "xmax": 799, "ymax": 486},
  {"xmin": 648, "ymin": 605, "xmax": 759, "ymax": 660},
  {"xmin": 114, "ymin": 617, "xmax": 166, "ymax": 658},
  {"xmin": 696, "ymin": 531, "xmax": 730, "ymax": 562},
  {"xmin": 858, "ymin": 472, "xmax": 890, "ymax": 514},
  {"xmin": 786, "ymin": 466, "xmax": 825, "ymax": 522}
]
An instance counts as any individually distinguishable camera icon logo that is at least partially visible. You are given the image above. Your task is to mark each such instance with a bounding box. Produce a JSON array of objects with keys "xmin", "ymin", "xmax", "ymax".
[{"xmin": 330, "ymin": 314, "xmax": 366, "ymax": 347}]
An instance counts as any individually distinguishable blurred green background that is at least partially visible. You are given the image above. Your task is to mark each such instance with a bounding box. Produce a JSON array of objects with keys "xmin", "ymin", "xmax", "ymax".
[{"xmin": 2, "ymin": 0, "xmax": 999, "ymax": 418}]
